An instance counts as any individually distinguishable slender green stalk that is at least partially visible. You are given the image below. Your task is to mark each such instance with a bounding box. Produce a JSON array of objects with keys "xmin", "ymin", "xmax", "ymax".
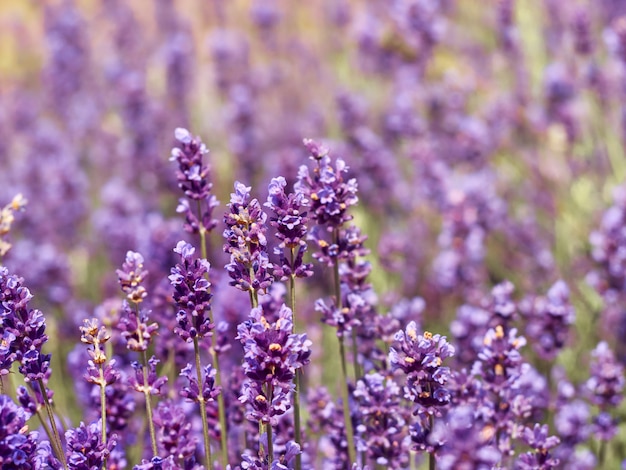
[
  {"xmin": 429, "ymin": 414, "xmax": 436, "ymax": 470},
  {"xmin": 38, "ymin": 378, "xmax": 68, "ymax": 470},
  {"xmin": 267, "ymin": 384, "xmax": 274, "ymax": 466},
  {"xmin": 194, "ymin": 337, "xmax": 213, "ymax": 470},
  {"xmin": 338, "ymin": 336, "xmax": 357, "ymax": 465},
  {"xmin": 197, "ymin": 210, "xmax": 229, "ymax": 468},
  {"xmin": 99, "ymin": 367, "xmax": 108, "ymax": 470},
  {"xmin": 140, "ymin": 350, "xmax": 158, "ymax": 456},
  {"xmin": 332, "ymin": 229, "xmax": 356, "ymax": 465},
  {"xmin": 289, "ymin": 247, "xmax": 303, "ymax": 470},
  {"xmin": 293, "ymin": 370, "xmax": 303, "ymax": 470},
  {"xmin": 599, "ymin": 439, "xmax": 607, "ymax": 468}
]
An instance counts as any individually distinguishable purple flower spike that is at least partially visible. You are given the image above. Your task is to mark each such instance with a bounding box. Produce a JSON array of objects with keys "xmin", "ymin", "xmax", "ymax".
[
  {"xmin": 585, "ymin": 341, "xmax": 624, "ymax": 409},
  {"xmin": 169, "ymin": 240, "xmax": 214, "ymax": 342},
  {"xmin": 0, "ymin": 394, "xmax": 42, "ymax": 468},
  {"xmin": 295, "ymin": 139, "xmax": 358, "ymax": 230},
  {"xmin": 237, "ymin": 304, "xmax": 311, "ymax": 426},
  {"xmin": 390, "ymin": 323, "xmax": 455, "ymax": 415},
  {"xmin": 0, "ymin": 267, "xmax": 49, "ymax": 365},
  {"xmin": 117, "ymin": 302, "xmax": 159, "ymax": 352},
  {"xmin": 116, "ymin": 251, "xmax": 148, "ymax": 304},
  {"xmin": 223, "ymin": 181, "xmax": 273, "ymax": 295},
  {"xmin": 153, "ymin": 400, "xmax": 198, "ymax": 462},
  {"xmin": 515, "ymin": 424, "xmax": 560, "ymax": 469},
  {"xmin": 265, "ymin": 176, "xmax": 313, "ymax": 280},
  {"xmin": 353, "ymin": 372, "xmax": 408, "ymax": 467},
  {"xmin": 65, "ymin": 419, "xmax": 117, "ymax": 470},
  {"xmin": 180, "ymin": 363, "xmax": 221, "ymax": 404},
  {"xmin": 19, "ymin": 349, "xmax": 51, "ymax": 383},
  {"xmin": 170, "ymin": 128, "xmax": 219, "ymax": 235},
  {"xmin": 130, "ymin": 356, "xmax": 167, "ymax": 396}
]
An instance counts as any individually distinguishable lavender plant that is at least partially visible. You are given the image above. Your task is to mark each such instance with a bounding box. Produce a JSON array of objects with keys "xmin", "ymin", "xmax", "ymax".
[{"xmin": 2, "ymin": 1, "xmax": 626, "ymax": 468}]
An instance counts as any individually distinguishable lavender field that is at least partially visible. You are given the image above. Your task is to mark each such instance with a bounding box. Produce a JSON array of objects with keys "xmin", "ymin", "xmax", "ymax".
[{"xmin": 2, "ymin": 0, "xmax": 626, "ymax": 468}]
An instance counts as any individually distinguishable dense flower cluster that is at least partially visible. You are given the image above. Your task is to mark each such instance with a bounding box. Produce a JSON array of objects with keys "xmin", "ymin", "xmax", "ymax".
[
  {"xmin": 224, "ymin": 182, "xmax": 273, "ymax": 296},
  {"xmin": 169, "ymin": 240, "xmax": 214, "ymax": 342}
]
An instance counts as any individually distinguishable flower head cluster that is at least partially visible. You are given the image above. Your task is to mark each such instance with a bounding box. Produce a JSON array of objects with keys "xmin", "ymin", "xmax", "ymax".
[
  {"xmin": 130, "ymin": 356, "xmax": 167, "ymax": 396},
  {"xmin": 65, "ymin": 419, "xmax": 117, "ymax": 470},
  {"xmin": 389, "ymin": 322, "xmax": 455, "ymax": 415},
  {"xmin": 585, "ymin": 341, "xmax": 624, "ymax": 409},
  {"xmin": 223, "ymin": 181, "xmax": 273, "ymax": 295},
  {"xmin": 473, "ymin": 325, "xmax": 527, "ymax": 390},
  {"xmin": 265, "ymin": 176, "xmax": 313, "ymax": 280},
  {"xmin": 237, "ymin": 304, "xmax": 311, "ymax": 426},
  {"xmin": 152, "ymin": 400, "xmax": 198, "ymax": 463},
  {"xmin": 0, "ymin": 267, "xmax": 51, "ymax": 384},
  {"xmin": 0, "ymin": 194, "xmax": 27, "ymax": 258},
  {"xmin": 430, "ymin": 405, "xmax": 501, "ymax": 470},
  {"xmin": 353, "ymin": 372, "xmax": 408, "ymax": 467},
  {"xmin": 80, "ymin": 318, "xmax": 119, "ymax": 387},
  {"xmin": 116, "ymin": 251, "xmax": 148, "ymax": 304},
  {"xmin": 170, "ymin": 127, "xmax": 219, "ymax": 235},
  {"xmin": 520, "ymin": 280, "xmax": 575, "ymax": 361},
  {"xmin": 588, "ymin": 186, "xmax": 626, "ymax": 298},
  {"xmin": 0, "ymin": 394, "xmax": 41, "ymax": 468},
  {"xmin": 117, "ymin": 302, "xmax": 158, "ymax": 352},
  {"xmin": 295, "ymin": 139, "xmax": 358, "ymax": 230},
  {"xmin": 180, "ymin": 363, "xmax": 221, "ymax": 405},
  {"xmin": 515, "ymin": 424, "xmax": 560, "ymax": 469},
  {"xmin": 169, "ymin": 240, "xmax": 214, "ymax": 342}
]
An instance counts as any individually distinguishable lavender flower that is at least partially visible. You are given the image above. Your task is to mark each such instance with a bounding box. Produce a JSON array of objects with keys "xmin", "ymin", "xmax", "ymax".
[
  {"xmin": 152, "ymin": 400, "xmax": 198, "ymax": 462},
  {"xmin": 223, "ymin": 181, "xmax": 273, "ymax": 296},
  {"xmin": 389, "ymin": 323, "xmax": 455, "ymax": 415},
  {"xmin": 116, "ymin": 251, "xmax": 148, "ymax": 304},
  {"xmin": 130, "ymin": 356, "xmax": 167, "ymax": 396},
  {"xmin": 0, "ymin": 394, "xmax": 41, "ymax": 468},
  {"xmin": 169, "ymin": 241, "xmax": 214, "ymax": 342},
  {"xmin": 65, "ymin": 420, "xmax": 117, "ymax": 470},
  {"xmin": 515, "ymin": 424, "xmax": 560, "ymax": 469},
  {"xmin": 179, "ymin": 363, "xmax": 221, "ymax": 407},
  {"xmin": 585, "ymin": 341, "xmax": 624, "ymax": 409},
  {"xmin": 265, "ymin": 176, "xmax": 313, "ymax": 280},
  {"xmin": 295, "ymin": 139, "xmax": 358, "ymax": 230},
  {"xmin": 117, "ymin": 302, "xmax": 158, "ymax": 352},
  {"xmin": 520, "ymin": 280, "xmax": 575, "ymax": 361},
  {"xmin": 170, "ymin": 128, "xmax": 219, "ymax": 235},
  {"xmin": 430, "ymin": 405, "xmax": 501, "ymax": 470},
  {"xmin": 353, "ymin": 372, "xmax": 408, "ymax": 467},
  {"xmin": 237, "ymin": 304, "xmax": 311, "ymax": 426},
  {"xmin": 0, "ymin": 194, "xmax": 27, "ymax": 257}
]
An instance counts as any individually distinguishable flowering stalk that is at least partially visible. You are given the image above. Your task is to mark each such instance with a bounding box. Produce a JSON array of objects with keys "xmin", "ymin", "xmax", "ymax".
[
  {"xmin": 194, "ymin": 338, "xmax": 213, "ymax": 469},
  {"xmin": 38, "ymin": 377, "xmax": 67, "ymax": 469},
  {"xmin": 265, "ymin": 175, "xmax": 313, "ymax": 470},
  {"xmin": 80, "ymin": 319, "xmax": 119, "ymax": 470},
  {"xmin": 333, "ymin": 228, "xmax": 357, "ymax": 465},
  {"xmin": 171, "ymin": 128, "xmax": 227, "ymax": 466},
  {"xmin": 116, "ymin": 251, "xmax": 160, "ymax": 456}
]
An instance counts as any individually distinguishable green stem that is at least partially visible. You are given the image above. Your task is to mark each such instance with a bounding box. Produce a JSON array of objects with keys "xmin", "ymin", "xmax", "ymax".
[
  {"xmin": 198, "ymin": 211, "xmax": 229, "ymax": 468},
  {"xmin": 38, "ymin": 378, "xmax": 67, "ymax": 470},
  {"xmin": 267, "ymin": 384, "xmax": 274, "ymax": 466},
  {"xmin": 140, "ymin": 350, "xmax": 158, "ymax": 456},
  {"xmin": 429, "ymin": 414, "xmax": 436, "ymax": 470},
  {"xmin": 599, "ymin": 438, "xmax": 607, "ymax": 468},
  {"xmin": 294, "ymin": 370, "xmax": 303, "ymax": 470},
  {"xmin": 338, "ymin": 337, "xmax": 356, "ymax": 465},
  {"xmin": 99, "ymin": 367, "xmax": 107, "ymax": 470},
  {"xmin": 289, "ymin": 247, "xmax": 303, "ymax": 470},
  {"xmin": 194, "ymin": 338, "xmax": 213, "ymax": 470},
  {"xmin": 332, "ymin": 229, "xmax": 356, "ymax": 466}
]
